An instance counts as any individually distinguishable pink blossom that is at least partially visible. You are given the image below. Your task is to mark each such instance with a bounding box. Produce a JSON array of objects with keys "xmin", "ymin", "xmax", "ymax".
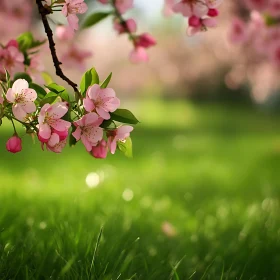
[
  {"xmin": 6, "ymin": 135, "xmax": 22, "ymax": 153},
  {"xmin": 6, "ymin": 79, "xmax": 37, "ymax": 121},
  {"xmin": 41, "ymin": 129, "xmax": 68, "ymax": 153},
  {"xmin": 163, "ymin": 0, "xmax": 176, "ymax": 17},
  {"xmin": 130, "ymin": 47, "xmax": 149, "ymax": 63},
  {"xmin": 107, "ymin": 125, "xmax": 133, "ymax": 154},
  {"xmin": 0, "ymin": 41, "xmax": 24, "ymax": 77},
  {"xmin": 270, "ymin": 44, "xmax": 280, "ymax": 66},
  {"xmin": 92, "ymin": 139, "xmax": 108, "ymax": 159},
  {"xmin": 244, "ymin": 0, "xmax": 268, "ymax": 12},
  {"xmin": 62, "ymin": 0, "xmax": 88, "ymax": 30},
  {"xmin": 115, "ymin": 0, "xmax": 133, "ymax": 14},
  {"xmin": 207, "ymin": 8, "xmax": 219, "ymax": 17},
  {"xmin": 268, "ymin": 0, "xmax": 280, "ymax": 18},
  {"xmin": 61, "ymin": 44, "xmax": 92, "ymax": 71},
  {"xmin": 135, "ymin": 33, "xmax": 157, "ymax": 48},
  {"xmin": 188, "ymin": 17, "xmax": 217, "ymax": 36},
  {"xmin": 46, "ymin": 138, "xmax": 67, "ymax": 153},
  {"xmin": 173, "ymin": 0, "xmax": 208, "ymax": 18},
  {"xmin": 228, "ymin": 18, "xmax": 248, "ymax": 44},
  {"xmin": 27, "ymin": 55, "xmax": 45, "ymax": 84},
  {"xmin": 56, "ymin": 25, "xmax": 75, "ymax": 41},
  {"xmin": 38, "ymin": 102, "xmax": 71, "ymax": 141},
  {"xmin": 83, "ymin": 84, "xmax": 120, "ymax": 120},
  {"xmin": 188, "ymin": 15, "xmax": 201, "ymax": 28},
  {"xmin": 72, "ymin": 113, "xmax": 103, "ymax": 152},
  {"xmin": 205, "ymin": 0, "xmax": 223, "ymax": 9},
  {"xmin": 114, "ymin": 18, "xmax": 137, "ymax": 34}
]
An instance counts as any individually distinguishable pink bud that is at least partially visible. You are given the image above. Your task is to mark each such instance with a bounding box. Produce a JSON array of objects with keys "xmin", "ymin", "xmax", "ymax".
[
  {"xmin": 92, "ymin": 140, "xmax": 108, "ymax": 159},
  {"xmin": 207, "ymin": 8, "xmax": 219, "ymax": 17},
  {"xmin": 135, "ymin": 33, "xmax": 157, "ymax": 49},
  {"xmin": 130, "ymin": 47, "xmax": 149, "ymax": 63},
  {"xmin": 188, "ymin": 15, "xmax": 201, "ymax": 27},
  {"xmin": 6, "ymin": 135, "xmax": 22, "ymax": 153}
]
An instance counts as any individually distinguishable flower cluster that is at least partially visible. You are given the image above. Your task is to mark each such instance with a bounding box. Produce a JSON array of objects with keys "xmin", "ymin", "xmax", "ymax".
[
  {"xmin": 229, "ymin": 1, "xmax": 280, "ymax": 67},
  {"xmin": 1, "ymin": 69, "xmax": 136, "ymax": 158},
  {"xmin": 97, "ymin": 0, "xmax": 157, "ymax": 63},
  {"xmin": 165, "ymin": 0, "xmax": 224, "ymax": 35}
]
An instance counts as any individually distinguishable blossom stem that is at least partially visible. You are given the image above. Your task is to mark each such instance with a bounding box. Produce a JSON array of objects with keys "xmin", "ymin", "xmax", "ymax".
[
  {"xmin": 35, "ymin": 0, "xmax": 82, "ymax": 99},
  {"xmin": 10, "ymin": 118, "xmax": 17, "ymax": 135}
]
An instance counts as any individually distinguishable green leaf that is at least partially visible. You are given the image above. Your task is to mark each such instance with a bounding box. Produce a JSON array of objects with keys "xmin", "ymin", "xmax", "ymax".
[
  {"xmin": 69, "ymin": 126, "xmax": 77, "ymax": 147},
  {"xmin": 110, "ymin": 109, "xmax": 139, "ymax": 124},
  {"xmin": 41, "ymin": 72, "xmax": 53, "ymax": 85},
  {"xmin": 17, "ymin": 32, "xmax": 45, "ymax": 52},
  {"xmin": 45, "ymin": 83, "xmax": 66, "ymax": 94},
  {"xmin": 60, "ymin": 91, "xmax": 70, "ymax": 102},
  {"xmin": 100, "ymin": 119, "xmax": 117, "ymax": 129},
  {"xmin": 80, "ymin": 68, "xmax": 99, "ymax": 95},
  {"xmin": 82, "ymin": 12, "xmax": 112, "ymax": 29},
  {"xmin": 13, "ymin": 72, "xmax": 32, "ymax": 83},
  {"xmin": 100, "ymin": 72, "xmax": 112, "ymax": 89},
  {"xmin": 17, "ymin": 32, "xmax": 33, "ymax": 52},
  {"xmin": 29, "ymin": 83, "xmax": 47, "ymax": 99},
  {"xmin": 118, "ymin": 137, "xmax": 133, "ymax": 158},
  {"xmin": 40, "ymin": 92, "xmax": 58, "ymax": 106}
]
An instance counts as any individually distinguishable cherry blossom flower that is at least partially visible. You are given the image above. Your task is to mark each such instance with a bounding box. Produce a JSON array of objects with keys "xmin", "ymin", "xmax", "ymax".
[
  {"xmin": 107, "ymin": 125, "xmax": 133, "ymax": 154},
  {"xmin": 114, "ymin": 18, "xmax": 137, "ymax": 34},
  {"xmin": 27, "ymin": 55, "xmax": 45, "ymax": 84},
  {"xmin": 115, "ymin": 0, "xmax": 133, "ymax": 14},
  {"xmin": 72, "ymin": 113, "xmax": 103, "ymax": 152},
  {"xmin": 6, "ymin": 79, "xmax": 37, "ymax": 121},
  {"xmin": 83, "ymin": 84, "xmax": 120, "ymax": 120},
  {"xmin": 244, "ymin": 0, "xmax": 268, "ymax": 12},
  {"xmin": 130, "ymin": 47, "xmax": 149, "ymax": 63},
  {"xmin": 173, "ymin": 0, "xmax": 208, "ymax": 18},
  {"xmin": 6, "ymin": 135, "xmax": 22, "ymax": 153},
  {"xmin": 228, "ymin": 18, "xmax": 248, "ymax": 44},
  {"xmin": 188, "ymin": 17, "xmax": 217, "ymax": 36},
  {"xmin": 56, "ymin": 25, "xmax": 75, "ymax": 41},
  {"xmin": 38, "ymin": 102, "xmax": 71, "ymax": 142},
  {"xmin": 62, "ymin": 0, "xmax": 88, "ymax": 31},
  {"xmin": 135, "ymin": 33, "xmax": 157, "ymax": 49},
  {"xmin": 0, "ymin": 40, "xmax": 24, "ymax": 76},
  {"xmin": 92, "ymin": 139, "xmax": 108, "ymax": 159},
  {"xmin": 61, "ymin": 44, "xmax": 92, "ymax": 71},
  {"xmin": 46, "ymin": 138, "xmax": 68, "ymax": 153}
]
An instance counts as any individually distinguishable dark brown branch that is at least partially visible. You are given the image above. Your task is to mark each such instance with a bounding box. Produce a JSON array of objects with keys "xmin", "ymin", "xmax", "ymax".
[{"xmin": 35, "ymin": 0, "xmax": 79, "ymax": 94}]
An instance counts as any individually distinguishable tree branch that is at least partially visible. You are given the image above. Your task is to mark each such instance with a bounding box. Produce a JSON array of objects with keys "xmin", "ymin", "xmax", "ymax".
[{"xmin": 35, "ymin": 0, "xmax": 79, "ymax": 94}]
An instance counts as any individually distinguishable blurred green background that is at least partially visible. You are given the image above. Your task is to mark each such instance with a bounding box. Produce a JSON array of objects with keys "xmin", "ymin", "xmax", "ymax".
[
  {"xmin": 2, "ymin": 0, "xmax": 280, "ymax": 279},
  {"xmin": 1, "ymin": 99, "xmax": 280, "ymax": 279}
]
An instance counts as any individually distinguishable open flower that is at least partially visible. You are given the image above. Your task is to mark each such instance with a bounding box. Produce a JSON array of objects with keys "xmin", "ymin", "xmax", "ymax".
[
  {"xmin": 72, "ymin": 113, "xmax": 103, "ymax": 152},
  {"xmin": 107, "ymin": 125, "xmax": 133, "ymax": 154},
  {"xmin": 6, "ymin": 79, "xmax": 37, "ymax": 121},
  {"xmin": 38, "ymin": 102, "xmax": 71, "ymax": 141},
  {"xmin": 62, "ymin": 0, "xmax": 88, "ymax": 30},
  {"xmin": 173, "ymin": 0, "xmax": 208, "ymax": 18},
  {"xmin": 0, "ymin": 40, "xmax": 24, "ymax": 76},
  {"xmin": 115, "ymin": 0, "xmax": 133, "ymax": 14},
  {"xmin": 83, "ymin": 84, "xmax": 120, "ymax": 120}
]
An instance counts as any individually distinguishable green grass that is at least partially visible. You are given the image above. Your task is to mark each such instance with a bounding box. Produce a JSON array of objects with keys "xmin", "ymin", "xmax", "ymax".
[{"xmin": 1, "ymin": 99, "xmax": 280, "ymax": 279}]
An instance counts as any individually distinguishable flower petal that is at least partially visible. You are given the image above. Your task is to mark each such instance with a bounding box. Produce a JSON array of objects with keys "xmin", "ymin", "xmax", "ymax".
[
  {"xmin": 50, "ymin": 119, "xmax": 71, "ymax": 131},
  {"xmin": 12, "ymin": 104, "xmax": 27, "ymax": 121},
  {"xmin": 96, "ymin": 107, "xmax": 110, "ymax": 120},
  {"xmin": 12, "ymin": 79, "xmax": 29, "ymax": 93},
  {"xmin": 6, "ymin": 88, "xmax": 15, "ymax": 103}
]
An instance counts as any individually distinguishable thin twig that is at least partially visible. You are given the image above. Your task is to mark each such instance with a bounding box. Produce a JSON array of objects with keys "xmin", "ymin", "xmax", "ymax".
[{"xmin": 35, "ymin": 0, "xmax": 79, "ymax": 95}]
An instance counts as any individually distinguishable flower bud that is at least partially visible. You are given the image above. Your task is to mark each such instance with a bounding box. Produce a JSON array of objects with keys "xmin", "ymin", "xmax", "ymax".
[
  {"xmin": 6, "ymin": 135, "xmax": 22, "ymax": 153},
  {"xmin": 188, "ymin": 15, "xmax": 201, "ymax": 27},
  {"xmin": 92, "ymin": 140, "xmax": 108, "ymax": 159},
  {"xmin": 208, "ymin": 8, "xmax": 219, "ymax": 17}
]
